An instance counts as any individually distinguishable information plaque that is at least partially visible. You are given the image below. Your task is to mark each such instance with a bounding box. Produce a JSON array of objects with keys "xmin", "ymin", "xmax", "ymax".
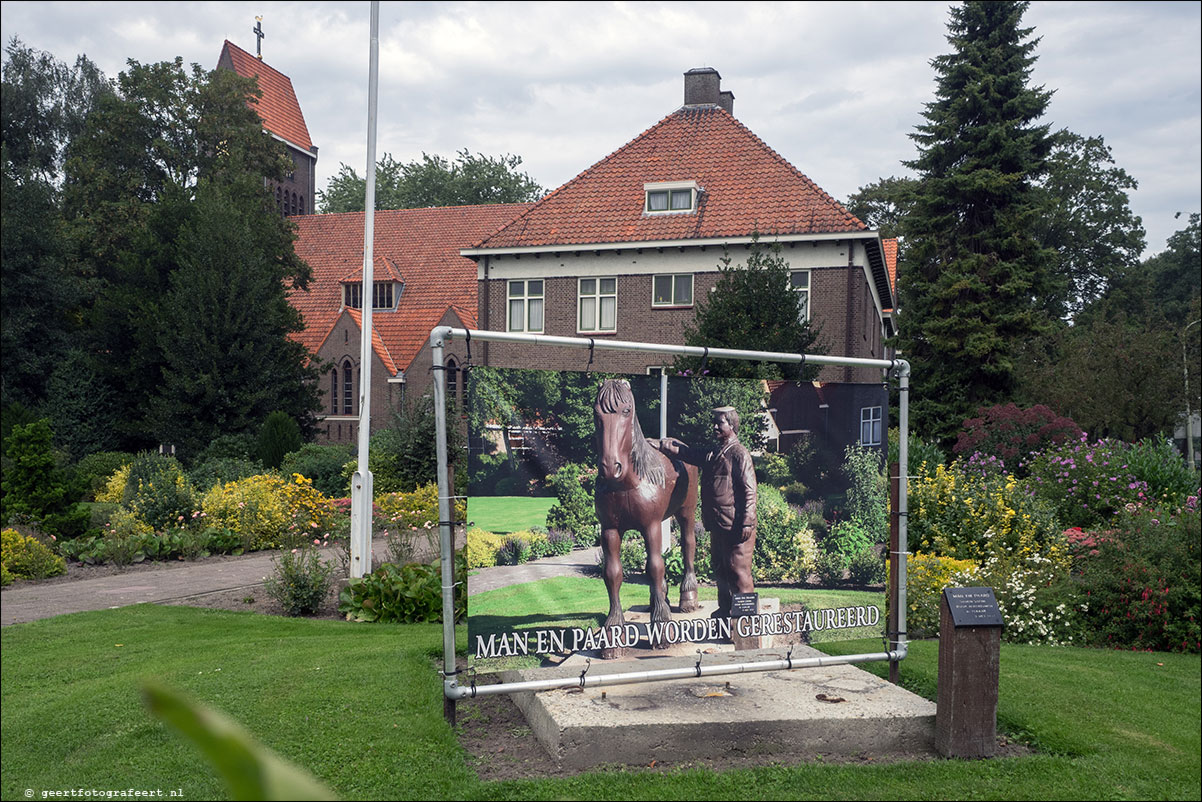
[
  {"xmin": 942, "ymin": 587, "xmax": 1003, "ymax": 628},
  {"xmin": 730, "ymin": 592, "xmax": 759, "ymax": 618}
]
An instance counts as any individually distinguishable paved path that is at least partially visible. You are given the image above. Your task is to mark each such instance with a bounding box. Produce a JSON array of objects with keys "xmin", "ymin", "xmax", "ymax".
[
  {"xmin": 1, "ymin": 539, "xmax": 596, "ymax": 626},
  {"xmin": 467, "ymin": 547, "xmax": 601, "ymax": 595}
]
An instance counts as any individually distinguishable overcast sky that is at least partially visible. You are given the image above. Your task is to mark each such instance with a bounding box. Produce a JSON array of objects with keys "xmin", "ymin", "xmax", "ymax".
[{"xmin": 3, "ymin": 1, "xmax": 1199, "ymax": 254}]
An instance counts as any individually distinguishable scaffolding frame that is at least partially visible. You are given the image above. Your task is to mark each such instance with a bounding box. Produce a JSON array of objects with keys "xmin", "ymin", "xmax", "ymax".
[{"xmin": 428, "ymin": 327, "xmax": 911, "ymax": 702}]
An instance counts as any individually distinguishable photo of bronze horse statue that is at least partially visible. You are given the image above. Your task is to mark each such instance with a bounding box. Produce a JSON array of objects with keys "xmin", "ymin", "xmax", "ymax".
[{"xmin": 593, "ymin": 379, "xmax": 699, "ymax": 658}]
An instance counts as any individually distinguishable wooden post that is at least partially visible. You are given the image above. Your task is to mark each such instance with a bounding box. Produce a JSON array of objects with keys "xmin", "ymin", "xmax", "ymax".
[
  {"xmin": 935, "ymin": 589, "xmax": 1002, "ymax": 758},
  {"xmin": 888, "ymin": 461, "xmax": 900, "ymax": 685}
]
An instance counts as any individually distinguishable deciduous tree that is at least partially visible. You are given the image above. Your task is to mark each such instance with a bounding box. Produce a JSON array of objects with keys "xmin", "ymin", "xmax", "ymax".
[{"xmin": 318, "ymin": 149, "xmax": 544, "ymax": 213}]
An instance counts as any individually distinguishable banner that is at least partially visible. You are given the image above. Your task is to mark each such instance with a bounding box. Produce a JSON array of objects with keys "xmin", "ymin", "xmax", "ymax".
[{"xmin": 466, "ymin": 367, "xmax": 888, "ymax": 674}]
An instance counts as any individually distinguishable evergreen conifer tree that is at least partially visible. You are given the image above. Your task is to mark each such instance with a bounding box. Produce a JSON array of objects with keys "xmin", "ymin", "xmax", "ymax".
[{"xmin": 897, "ymin": 1, "xmax": 1055, "ymax": 443}]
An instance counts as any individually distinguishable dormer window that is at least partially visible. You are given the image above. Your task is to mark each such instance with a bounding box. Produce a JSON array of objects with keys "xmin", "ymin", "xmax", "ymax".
[
  {"xmin": 343, "ymin": 281, "xmax": 401, "ymax": 310},
  {"xmin": 644, "ymin": 181, "xmax": 699, "ymax": 214}
]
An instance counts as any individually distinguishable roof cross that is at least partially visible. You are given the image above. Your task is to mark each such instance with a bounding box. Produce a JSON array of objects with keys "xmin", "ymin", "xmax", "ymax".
[{"xmin": 253, "ymin": 16, "xmax": 265, "ymax": 58}]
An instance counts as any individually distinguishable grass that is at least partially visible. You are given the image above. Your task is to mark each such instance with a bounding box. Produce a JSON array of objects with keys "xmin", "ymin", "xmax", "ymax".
[
  {"xmin": 467, "ymin": 496, "xmax": 556, "ymax": 534},
  {"xmin": 2, "ymin": 605, "xmax": 1199, "ymax": 800}
]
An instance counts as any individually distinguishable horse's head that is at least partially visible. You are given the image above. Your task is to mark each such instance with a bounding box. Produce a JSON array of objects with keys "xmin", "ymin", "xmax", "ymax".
[
  {"xmin": 594, "ymin": 379, "xmax": 665, "ymax": 488},
  {"xmin": 594, "ymin": 379, "xmax": 636, "ymax": 483}
]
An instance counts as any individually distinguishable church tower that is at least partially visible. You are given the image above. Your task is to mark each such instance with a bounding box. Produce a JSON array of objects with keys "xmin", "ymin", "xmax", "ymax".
[{"xmin": 217, "ymin": 34, "xmax": 318, "ymax": 216}]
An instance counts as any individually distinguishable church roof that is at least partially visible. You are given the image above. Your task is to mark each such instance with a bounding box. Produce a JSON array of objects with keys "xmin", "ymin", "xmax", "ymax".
[
  {"xmin": 471, "ymin": 105, "xmax": 866, "ymax": 251},
  {"xmin": 289, "ymin": 204, "xmax": 529, "ymax": 375},
  {"xmin": 218, "ymin": 40, "xmax": 313, "ymax": 152}
]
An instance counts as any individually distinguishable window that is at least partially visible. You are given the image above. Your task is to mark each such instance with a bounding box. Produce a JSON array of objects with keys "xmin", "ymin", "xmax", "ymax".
[
  {"xmin": 446, "ymin": 357, "xmax": 458, "ymax": 402},
  {"xmin": 790, "ymin": 270, "xmax": 811, "ymax": 323},
  {"xmin": 578, "ymin": 277, "xmax": 616, "ymax": 332},
  {"xmin": 860, "ymin": 406, "xmax": 882, "ymax": 446},
  {"xmin": 507, "ymin": 280, "xmax": 544, "ymax": 332},
  {"xmin": 644, "ymin": 181, "xmax": 698, "ymax": 214},
  {"xmin": 330, "ymin": 368, "xmax": 338, "ymax": 414},
  {"xmin": 342, "ymin": 359, "xmax": 354, "ymax": 415},
  {"xmin": 344, "ymin": 282, "xmax": 398, "ymax": 310},
  {"xmin": 652, "ymin": 274, "xmax": 693, "ymax": 307},
  {"xmin": 373, "ymin": 281, "xmax": 394, "ymax": 310}
]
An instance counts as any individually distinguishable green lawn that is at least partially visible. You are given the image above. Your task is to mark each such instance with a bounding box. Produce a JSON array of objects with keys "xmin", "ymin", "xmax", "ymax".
[
  {"xmin": 467, "ymin": 496, "xmax": 556, "ymax": 533},
  {"xmin": 2, "ymin": 605, "xmax": 1198, "ymax": 800}
]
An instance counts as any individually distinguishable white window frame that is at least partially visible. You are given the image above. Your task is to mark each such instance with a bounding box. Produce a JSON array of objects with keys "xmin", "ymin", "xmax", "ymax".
[
  {"xmin": 790, "ymin": 270, "xmax": 811, "ymax": 323},
  {"xmin": 651, "ymin": 274, "xmax": 694, "ymax": 308},
  {"xmin": 507, "ymin": 279, "xmax": 544, "ymax": 333},
  {"xmin": 860, "ymin": 406, "xmax": 882, "ymax": 446},
  {"xmin": 644, "ymin": 180, "xmax": 699, "ymax": 215},
  {"xmin": 578, "ymin": 277, "xmax": 617, "ymax": 333}
]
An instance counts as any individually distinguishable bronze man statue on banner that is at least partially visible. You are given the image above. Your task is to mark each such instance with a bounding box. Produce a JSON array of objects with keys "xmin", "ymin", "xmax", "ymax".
[{"xmin": 656, "ymin": 406, "xmax": 757, "ymax": 619}]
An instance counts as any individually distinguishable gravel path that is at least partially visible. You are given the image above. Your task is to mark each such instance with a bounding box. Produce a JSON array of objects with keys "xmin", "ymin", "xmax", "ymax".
[{"xmin": 1, "ymin": 536, "xmax": 594, "ymax": 626}]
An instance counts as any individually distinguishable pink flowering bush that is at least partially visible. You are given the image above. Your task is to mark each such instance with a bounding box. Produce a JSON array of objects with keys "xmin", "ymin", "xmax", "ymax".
[{"xmin": 1073, "ymin": 497, "xmax": 1200, "ymax": 652}]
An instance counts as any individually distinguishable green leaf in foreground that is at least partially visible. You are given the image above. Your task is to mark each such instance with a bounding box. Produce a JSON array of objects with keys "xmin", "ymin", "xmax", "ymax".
[{"xmin": 142, "ymin": 682, "xmax": 336, "ymax": 801}]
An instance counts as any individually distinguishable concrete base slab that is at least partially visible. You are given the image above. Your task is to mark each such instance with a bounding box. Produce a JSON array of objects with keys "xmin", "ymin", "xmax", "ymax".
[{"xmin": 500, "ymin": 642, "xmax": 936, "ymax": 770}]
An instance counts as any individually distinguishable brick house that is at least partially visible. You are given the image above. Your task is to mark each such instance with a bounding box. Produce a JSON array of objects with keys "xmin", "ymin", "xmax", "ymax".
[
  {"xmin": 464, "ymin": 68, "xmax": 895, "ymax": 385},
  {"xmin": 289, "ymin": 205, "xmax": 530, "ymax": 444},
  {"xmin": 217, "ymin": 40, "xmax": 318, "ymax": 217},
  {"xmin": 288, "ymin": 68, "xmax": 896, "ymax": 447}
]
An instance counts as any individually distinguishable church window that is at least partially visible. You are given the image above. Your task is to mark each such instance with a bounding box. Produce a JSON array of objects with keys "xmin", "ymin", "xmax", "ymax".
[
  {"xmin": 342, "ymin": 359, "xmax": 354, "ymax": 415},
  {"xmin": 446, "ymin": 357, "xmax": 459, "ymax": 402},
  {"xmin": 330, "ymin": 368, "xmax": 338, "ymax": 413}
]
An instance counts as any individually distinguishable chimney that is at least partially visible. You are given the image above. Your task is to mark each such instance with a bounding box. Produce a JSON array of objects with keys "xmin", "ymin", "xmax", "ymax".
[{"xmin": 683, "ymin": 67, "xmax": 734, "ymax": 115}]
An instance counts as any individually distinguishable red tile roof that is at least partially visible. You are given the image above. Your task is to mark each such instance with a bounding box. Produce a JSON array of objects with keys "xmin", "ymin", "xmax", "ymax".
[
  {"xmin": 219, "ymin": 40, "xmax": 313, "ymax": 152},
  {"xmin": 289, "ymin": 205, "xmax": 529, "ymax": 374},
  {"xmin": 882, "ymin": 237, "xmax": 898, "ymax": 313},
  {"xmin": 474, "ymin": 106, "xmax": 865, "ymax": 249}
]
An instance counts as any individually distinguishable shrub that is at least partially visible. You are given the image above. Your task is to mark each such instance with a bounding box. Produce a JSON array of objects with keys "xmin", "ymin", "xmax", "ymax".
[
  {"xmin": 123, "ymin": 452, "xmax": 197, "ymax": 531},
  {"xmin": 781, "ymin": 481, "xmax": 809, "ymax": 506},
  {"xmin": 339, "ymin": 553, "xmax": 467, "ymax": 624},
  {"xmin": 188, "ymin": 458, "xmax": 262, "ymax": 495},
  {"xmin": 74, "ymin": 451, "xmax": 135, "ymax": 501},
  {"xmin": 280, "ymin": 443, "xmax": 353, "ymax": 497},
  {"xmin": 843, "ymin": 444, "xmax": 888, "ymax": 543},
  {"xmin": 1123, "ymin": 437, "xmax": 1198, "ymax": 504},
  {"xmin": 497, "ymin": 536, "xmax": 533, "ymax": 566},
  {"xmin": 756, "ymin": 451, "xmax": 792, "ymax": 486},
  {"xmin": 467, "ymin": 528, "xmax": 507, "ymax": 569},
  {"xmin": 202, "ymin": 473, "xmax": 338, "ymax": 552},
  {"xmin": 905, "ymin": 552, "xmax": 980, "ymax": 638},
  {"xmin": 847, "ymin": 546, "xmax": 885, "ymax": 586},
  {"xmin": 1, "ymin": 528, "xmax": 66, "ymax": 580},
  {"xmin": 824, "ymin": 519, "xmax": 875, "ymax": 561},
  {"xmin": 1076, "ymin": 498, "xmax": 1200, "ymax": 652},
  {"xmin": 617, "ymin": 530, "xmax": 647, "ymax": 576},
  {"xmin": 545, "ymin": 462, "xmax": 598, "ymax": 543},
  {"xmin": 256, "ymin": 411, "xmax": 302, "ymax": 470},
  {"xmin": 96, "ymin": 508, "xmax": 158, "ymax": 566},
  {"xmin": 754, "ymin": 496, "xmax": 819, "ymax": 584},
  {"xmin": 1, "ymin": 419, "xmax": 89, "ymax": 540},
  {"xmin": 1025, "ymin": 437, "xmax": 1158, "ymax": 529},
  {"xmin": 889, "ymin": 427, "xmax": 946, "ymax": 478},
  {"xmin": 815, "ymin": 550, "xmax": 846, "ymax": 587},
  {"xmin": 954, "ymin": 403, "xmax": 1082, "ymax": 471},
  {"xmin": 973, "ymin": 542, "xmax": 1079, "ymax": 646},
  {"xmin": 195, "ymin": 433, "xmax": 258, "ymax": 463},
  {"xmin": 545, "ymin": 529, "xmax": 575, "ymax": 556},
  {"xmin": 909, "ymin": 460, "xmax": 1062, "ymax": 563},
  {"xmin": 264, "ymin": 545, "xmax": 336, "ymax": 616},
  {"xmin": 375, "ymin": 483, "xmax": 466, "ymax": 531},
  {"xmin": 96, "ymin": 465, "xmax": 130, "ymax": 504}
]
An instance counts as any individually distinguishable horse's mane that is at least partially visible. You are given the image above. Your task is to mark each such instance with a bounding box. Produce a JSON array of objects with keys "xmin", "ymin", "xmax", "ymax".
[{"xmin": 596, "ymin": 380, "xmax": 666, "ymax": 487}]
